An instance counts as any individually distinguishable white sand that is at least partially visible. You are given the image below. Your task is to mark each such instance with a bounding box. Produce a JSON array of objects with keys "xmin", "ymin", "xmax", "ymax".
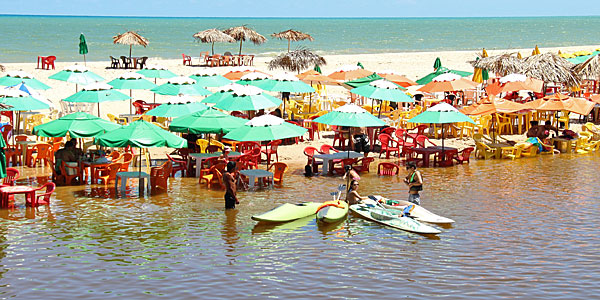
[{"xmin": 2, "ymin": 44, "xmax": 596, "ymax": 165}]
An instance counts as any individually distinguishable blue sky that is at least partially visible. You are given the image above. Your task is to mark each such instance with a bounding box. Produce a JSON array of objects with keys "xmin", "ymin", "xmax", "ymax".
[{"xmin": 3, "ymin": 0, "xmax": 600, "ymax": 17}]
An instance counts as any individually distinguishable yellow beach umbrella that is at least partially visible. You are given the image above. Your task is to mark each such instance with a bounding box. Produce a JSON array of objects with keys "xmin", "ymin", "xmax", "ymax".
[
  {"xmin": 472, "ymin": 48, "xmax": 488, "ymax": 84},
  {"xmin": 558, "ymin": 50, "xmax": 562, "ymax": 55},
  {"xmin": 531, "ymin": 45, "xmax": 541, "ymax": 56},
  {"xmin": 517, "ymin": 52, "xmax": 523, "ymax": 59}
]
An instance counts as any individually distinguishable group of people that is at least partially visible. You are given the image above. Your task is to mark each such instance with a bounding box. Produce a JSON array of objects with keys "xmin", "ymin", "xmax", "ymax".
[
  {"xmin": 54, "ymin": 139, "xmax": 84, "ymax": 175},
  {"xmin": 345, "ymin": 161, "xmax": 423, "ymax": 206}
]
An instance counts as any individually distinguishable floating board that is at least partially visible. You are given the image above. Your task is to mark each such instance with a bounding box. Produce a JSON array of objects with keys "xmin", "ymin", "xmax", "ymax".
[
  {"xmin": 252, "ymin": 202, "xmax": 322, "ymax": 223},
  {"xmin": 350, "ymin": 200, "xmax": 441, "ymax": 234}
]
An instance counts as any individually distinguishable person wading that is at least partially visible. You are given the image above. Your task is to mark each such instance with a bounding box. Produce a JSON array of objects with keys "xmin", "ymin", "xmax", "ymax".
[
  {"xmin": 223, "ymin": 161, "xmax": 239, "ymax": 209},
  {"xmin": 403, "ymin": 161, "xmax": 423, "ymax": 205}
]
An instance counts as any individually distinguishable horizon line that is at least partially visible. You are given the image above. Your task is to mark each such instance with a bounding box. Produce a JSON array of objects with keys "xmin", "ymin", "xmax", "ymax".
[{"xmin": 1, "ymin": 13, "xmax": 600, "ymax": 19}]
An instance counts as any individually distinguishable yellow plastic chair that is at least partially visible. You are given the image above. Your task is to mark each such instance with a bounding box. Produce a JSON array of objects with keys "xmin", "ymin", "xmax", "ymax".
[
  {"xmin": 520, "ymin": 144, "xmax": 538, "ymax": 157},
  {"xmin": 477, "ymin": 115, "xmax": 492, "ymax": 135},
  {"xmin": 495, "ymin": 114, "xmax": 513, "ymax": 135},
  {"xmin": 574, "ymin": 137, "xmax": 589, "ymax": 154},
  {"xmin": 557, "ymin": 111, "xmax": 570, "ymax": 130},
  {"xmin": 196, "ymin": 138, "xmax": 209, "ymax": 153},
  {"xmin": 475, "ymin": 141, "xmax": 496, "ymax": 159},
  {"xmin": 502, "ymin": 144, "xmax": 524, "ymax": 160},
  {"xmin": 210, "ymin": 140, "xmax": 225, "ymax": 150},
  {"xmin": 107, "ymin": 113, "xmax": 127, "ymax": 125}
]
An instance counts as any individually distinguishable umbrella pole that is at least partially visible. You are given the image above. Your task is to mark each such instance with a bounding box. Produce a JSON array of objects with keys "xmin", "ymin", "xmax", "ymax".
[
  {"xmin": 139, "ymin": 147, "xmax": 143, "ymax": 197},
  {"xmin": 130, "ymin": 90, "xmax": 133, "ymax": 114},
  {"xmin": 98, "ymin": 103, "xmax": 100, "ymax": 117},
  {"xmin": 212, "ymin": 42, "xmax": 215, "ymax": 56},
  {"xmin": 129, "ymin": 45, "xmax": 132, "ymax": 61},
  {"xmin": 239, "ymin": 40, "xmax": 243, "ymax": 56},
  {"xmin": 441, "ymin": 125, "xmax": 445, "ymax": 165},
  {"xmin": 153, "ymin": 79, "xmax": 157, "ymax": 103},
  {"xmin": 288, "ymin": 40, "xmax": 290, "ymax": 53}
]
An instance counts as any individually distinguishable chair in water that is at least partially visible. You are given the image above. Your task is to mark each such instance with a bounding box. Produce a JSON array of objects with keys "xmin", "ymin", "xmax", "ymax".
[
  {"xmin": 377, "ymin": 162, "xmax": 399, "ymax": 176},
  {"xmin": 268, "ymin": 162, "xmax": 288, "ymax": 185}
]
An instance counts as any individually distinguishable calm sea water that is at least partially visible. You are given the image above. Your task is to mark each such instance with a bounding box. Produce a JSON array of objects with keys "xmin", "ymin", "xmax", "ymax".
[
  {"xmin": 1, "ymin": 15, "xmax": 600, "ymax": 63},
  {"xmin": 0, "ymin": 154, "xmax": 599, "ymax": 298}
]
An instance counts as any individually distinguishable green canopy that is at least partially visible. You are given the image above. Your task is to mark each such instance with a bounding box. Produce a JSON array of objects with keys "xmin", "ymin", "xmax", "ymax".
[
  {"xmin": 313, "ymin": 104, "xmax": 386, "ymax": 127},
  {"xmin": 223, "ymin": 115, "xmax": 307, "ymax": 142},
  {"xmin": 79, "ymin": 33, "xmax": 88, "ymax": 55},
  {"xmin": 235, "ymin": 78, "xmax": 272, "ymax": 87},
  {"xmin": 0, "ymin": 89, "xmax": 51, "ymax": 111},
  {"xmin": 145, "ymin": 101, "xmax": 208, "ymax": 118},
  {"xmin": 33, "ymin": 112, "xmax": 121, "ymax": 138},
  {"xmin": 136, "ymin": 66, "xmax": 177, "ymax": 80},
  {"xmin": 350, "ymin": 79, "xmax": 413, "ymax": 102},
  {"xmin": 408, "ymin": 103, "xmax": 475, "ymax": 124},
  {"xmin": 343, "ymin": 73, "xmax": 384, "ymax": 89},
  {"xmin": 201, "ymin": 90, "xmax": 232, "ymax": 104},
  {"xmin": 566, "ymin": 51, "xmax": 600, "ymax": 64},
  {"xmin": 314, "ymin": 64, "xmax": 322, "ymax": 74},
  {"xmin": 0, "ymin": 131, "xmax": 6, "ymax": 178},
  {"xmin": 416, "ymin": 66, "xmax": 472, "ymax": 85},
  {"xmin": 0, "ymin": 71, "xmax": 51, "ymax": 90},
  {"xmin": 108, "ymin": 74, "xmax": 157, "ymax": 90},
  {"xmin": 49, "ymin": 65, "xmax": 104, "ymax": 86},
  {"xmin": 95, "ymin": 119, "xmax": 186, "ymax": 149},
  {"xmin": 169, "ymin": 108, "xmax": 247, "ymax": 134},
  {"xmin": 63, "ymin": 83, "xmax": 131, "ymax": 103},
  {"xmin": 151, "ymin": 77, "xmax": 211, "ymax": 96},
  {"xmin": 357, "ymin": 62, "xmax": 365, "ymax": 69},
  {"xmin": 213, "ymin": 86, "xmax": 282, "ymax": 111},
  {"xmin": 254, "ymin": 77, "xmax": 315, "ymax": 93},
  {"xmin": 190, "ymin": 74, "xmax": 232, "ymax": 87}
]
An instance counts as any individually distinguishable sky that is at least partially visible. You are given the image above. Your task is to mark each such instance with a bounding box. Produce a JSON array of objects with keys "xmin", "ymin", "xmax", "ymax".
[{"xmin": 3, "ymin": 0, "xmax": 600, "ymax": 17}]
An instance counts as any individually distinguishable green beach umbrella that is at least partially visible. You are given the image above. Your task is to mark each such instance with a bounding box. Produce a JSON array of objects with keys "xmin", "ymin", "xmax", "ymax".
[
  {"xmin": 108, "ymin": 72, "xmax": 157, "ymax": 114},
  {"xmin": 255, "ymin": 73, "xmax": 315, "ymax": 93},
  {"xmin": 342, "ymin": 73, "xmax": 406, "ymax": 89},
  {"xmin": 314, "ymin": 64, "xmax": 322, "ymax": 74},
  {"xmin": 433, "ymin": 57, "xmax": 442, "ymax": 70},
  {"xmin": 0, "ymin": 71, "xmax": 51, "ymax": 90},
  {"xmin": 144, "ymin": 95, "xmax": 209, "ymax": 118},
  {"xmin": 169, "ymin": 107, "xmax": 246, "ymax": 134},
  {"xmin": 223, "ymin": 114, "xmax": 307, "ymax": 142},
  {"xmin": 63, "ymin": 82, "xmax": 130, "ymax": 116},
  {"xmin": 235, "ymin": 72, "xmax": 272, "ymax": 87},
  {"xmin": 33, "ymin": 112, "xmax": 121, "ymax": 138},
  {"xmin": 151, "ymin": 76, "xmax": 211, "ymax": 96},
  {"xmin": 49, "ymin": 65, "xmax": 104, "ymax": 92},
  {"xmin": 416, "ymin": 66, "xmax": 472, "ymax": 85},
  {"xmin": 79, "ymin": 33, "xmax": 88, "ymax": 65},
  {"xmin": 0, "ymin": 88, "xmax": 51, "ymax": 111},
  {"xmin": 357, "ymin": 62, "xmax": 364, "ymax": 69},
  {"xmin": 313, "ymin": 103, "xmax": 386, "ymax": 127},
  {"xmin": 137, "ymin": 65, "xmax": 177, "ymax": 82},
  {"xmin": 408, "ymin": 102, "xmax": 475, "ymax": 160},
  {"xmin": 190, "ymin": 69, "xmax": 232, "ymax": 87},
  {"xmin": 200, "ymin": 83, "xmax": 245, "ymax": 104},
  {"xmin": 350, "ymin": 79, "xmax": 413, "ymax": 102},
  {"xmin": 96, "ymin": 119, "xmax": 186, "ymax": 149},
  {"xmin": 213, "ymin": 85, "xmax": 282, "ymax": 111}
]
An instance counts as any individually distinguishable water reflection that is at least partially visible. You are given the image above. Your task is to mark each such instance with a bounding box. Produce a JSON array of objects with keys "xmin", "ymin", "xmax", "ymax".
[{"xmin": 0, "ymin": 154, "xmax": 598, "ymax": 298}]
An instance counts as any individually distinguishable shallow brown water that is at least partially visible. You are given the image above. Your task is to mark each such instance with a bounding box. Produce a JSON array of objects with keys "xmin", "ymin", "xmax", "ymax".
[{"xmin": 0, "ymin": 154, "xmax": 599, "ymax": 299}]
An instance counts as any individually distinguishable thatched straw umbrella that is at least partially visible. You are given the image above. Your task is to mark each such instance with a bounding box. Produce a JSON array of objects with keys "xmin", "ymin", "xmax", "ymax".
[
  {"xmin": 113, "ymin": 31, "xmax": 149, "ymax": 59},
  {"xmin": 268, "ymin": 48, "xmax": 326, "ymax": 74},
  {"xmin": 193, "ymin": 29, "xmax": 235, "ymax": 55},
  {"xmin": 271, "ymin": 29, "xmax": 314, "ymax": 52},
  {"xmin": 224, "ymin": 26, "xmax": 267, "ymax": 56},
  {"xmin": 572, "ymin": 54, "xmax": 600, "ymax": 79},
  {"xmin": 522, "ymin": 53, "xmax": 580, "ymax": 88},
  {"xmin": 470, "ymin": 53, "xmax": 524, "ymax": 77},
  {"xmin": 0, "ymin": 65, "xmax": 4, "ymax": 72}
]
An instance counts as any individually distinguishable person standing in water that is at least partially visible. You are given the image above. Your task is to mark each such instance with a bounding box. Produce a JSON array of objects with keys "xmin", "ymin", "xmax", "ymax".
[
  {"xmin": 223, "ymin": 161, "xmax": 239, "ymax": 209},
  {"xmin": 403, "ymin": 161, "xmax": 423, "ymax": 205}
]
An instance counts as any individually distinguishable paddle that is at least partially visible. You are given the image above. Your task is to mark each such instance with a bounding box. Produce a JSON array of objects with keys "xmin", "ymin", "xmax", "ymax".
[{"xmin": 368, "ymin": 195, "xmax": 412, "ymax": 218}]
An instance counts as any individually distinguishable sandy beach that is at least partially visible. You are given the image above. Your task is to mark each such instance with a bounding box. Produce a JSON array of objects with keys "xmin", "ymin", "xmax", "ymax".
[{"xmin": 2, "ymin": 44, "xmax": 597, "ymax": 165}]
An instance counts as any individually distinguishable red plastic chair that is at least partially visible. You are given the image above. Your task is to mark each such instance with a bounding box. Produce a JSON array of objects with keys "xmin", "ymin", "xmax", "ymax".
[
  {"xmin": 320, "ymin": 144, "xmax": 338, "ymax": 154},
  {"xmin": 182, "ymin": 54, "xmax": 192, "ymax": 66},
  {"xmin": 378, "ymin": 133, "xmax": 400, "ymax": 159},
  {"xmin": 166, "ymin": 153, "xmax": 187, "ymax": 177},
  {"xmin": 333, "ymin": 158, "xmax": 358, "ymax": 175},
  {"xmin": 119, "ymin": 152, "xmax": 133, "ymax": 172},
  {"xmin": 268, "ymin": 162, "xmax": 289, "ymax": 185},
  {"xmin": 2, "ymin": 168, "xmax": 20, "ymax": 186},
  {"xmin": 377, "ymin": 162, "xmax": 399, "ymax": 176},
  {"xmin": 261, "ymin": 140, "xmax": 282, "ymax": 166},
  {"xmin": 133, "ymin": 100, "xmax": 147, "ymax": 114},
  {"xmin": 231, "ymin": 111, "xmax": 249, "ymax": 119},
  {"xmin": 28, "ymin": 182, "xmax": 56, "ymax": 206},
  {"xmin": 303, "ymin": 146, "xmax": 323, "ymax": 173},
  {"xmin": 59, "ymin": 161, "xmax": 81, "ymax": 186},
  {"xmin": 415, "ymin": 135, "xmax": 437, "ymax": 148},
  {"xmin": 238, "ymin": 141, "xmax": 261, "ymax": 153},
  {"xmin": 42, "ymin": 56, "xmax": 56, "ymax": 70},
  {"xmin": 453, "ymin": 147, "xmax": 474, "ymax": 164},
  {"xmin": 332, "ymin": 126, "xmax": 350, "ymax": 150},
  {"xmin": 245, "ymin": 148, "xmax": 262, "ymax": 168},
  {"xmin": 380, "ymin": 127, "xmax": 396, "ymax": 136},
  {"xmin": 30, "ymin": 143, "xmax": 53, "ymax": 167},
  {"xmin": 353, "ymin": 157, "xmax": 374, "ymax": 173}
]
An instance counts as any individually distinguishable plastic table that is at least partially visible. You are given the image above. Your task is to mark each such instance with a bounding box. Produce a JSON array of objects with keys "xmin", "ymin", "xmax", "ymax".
[
  {"xmin": 0, "ymin": 185, "xmax": 36, "ymax": 207},
  {"xmin": 240, "ymin": 169, "xmax": 273, "ymax": 190},
  {"xmin": 189, "ymin": 152, "xmax": 241, "ymax": 177},
  {"xmin": 313, "ymin": 151, "xmax": 363, "ymax": 175},
  {"xmin": 115, "ymin": 171, "xmax": 151, "ymax": 196}
]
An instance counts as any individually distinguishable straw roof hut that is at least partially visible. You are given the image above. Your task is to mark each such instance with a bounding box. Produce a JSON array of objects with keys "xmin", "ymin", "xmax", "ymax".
[
  {"xmin": 113, "ymin": 31, "xmax": 149, "ymax": 59},
  {"xmin": 572, "ymin": 54, "xmax": 600, "ymax": 79},
  {"xmin": 224, "ymin": 26, "xmax": 267, "ymax": 56},
  {"xmin": 268, "ymin": 48, "xmax": 326, "ymax": 73},
  {"xmin": 522, "ymin": 53, "xmax": 580, "ymax": 87},
  {"xmin": 193, "ymin": 29, "xmax": 235, "ymax": 55},
  {"xmin": 0, "ymin": 65, "xmax": 4, "ymax": 72},
  {"xmin": 271, "ymin": 29, "xmax": 314, "ymax": 52},
  {"xmin": 470, "ymin": 53, "xmax": 524, "ymax": 76}
]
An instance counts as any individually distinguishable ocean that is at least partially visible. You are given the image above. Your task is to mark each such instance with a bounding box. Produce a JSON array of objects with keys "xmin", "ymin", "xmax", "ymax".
[{"xmin": 1, "ymin": 15, "xmax": 600, "ymax": 63}]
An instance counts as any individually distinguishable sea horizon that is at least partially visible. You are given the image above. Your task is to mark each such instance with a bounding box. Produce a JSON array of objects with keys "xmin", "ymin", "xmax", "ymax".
[{"xmin": 1, "ymin": 15, "xmax": 600, "ymax": 63}]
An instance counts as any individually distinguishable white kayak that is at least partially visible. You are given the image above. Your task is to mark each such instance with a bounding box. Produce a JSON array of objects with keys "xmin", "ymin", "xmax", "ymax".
[
  {"xmin": 371, "ymin": 195, "xmax": 455, "ymax": 224},
  {"xmin": 350, "ymin": 200, "xmax": 441, "ymax": 234}
]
